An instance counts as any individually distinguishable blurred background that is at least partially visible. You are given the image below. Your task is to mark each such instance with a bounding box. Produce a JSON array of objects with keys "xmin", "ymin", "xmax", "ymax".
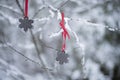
[{"xmin": 0, "ymin": 0, "xmax": 120, "ymax": 80}]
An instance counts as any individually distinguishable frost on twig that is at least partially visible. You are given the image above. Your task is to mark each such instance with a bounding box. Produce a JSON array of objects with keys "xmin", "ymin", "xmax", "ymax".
[
  {"xmin": 49, "ymin": 10, "xmax": 55, "ymax": 18},
  {"xmin": 33, "ymin": 4, "xmax": 120, "ymax": 33},
  {"xmin": 34, "ymin": 10, "xmax": 55, "ymax": 22},
  {"xmin": 64, "ymin": 17, "xmax": 86, "ymax": 78},
  {"xmin": 48, "ymin": 4, "xmax": 58, "ymax": 12},
  {"xmin": 64, "ymin": 17, "xmax": 86, "ymax": 63},
  {"xmin": 67, "ymin": 17, "xmax": 120, "ymax": 32},
  {"xmin": 57, "ymin": 0, "xmax": 70, "ymax": 9},
  {"xmin": 32, "ymin": 5, "xmax": 46, "ymax": 18},
  {"xmin": 106, "ymin": 26, "xmax": 120, "ymax": 32},
  {"xmin": 49, "ymin": 10, "xmax": 63, "ymax": 38},
  {"xmin": 49, "ymin": 29, "xmax": 63, "ymax": 38}
]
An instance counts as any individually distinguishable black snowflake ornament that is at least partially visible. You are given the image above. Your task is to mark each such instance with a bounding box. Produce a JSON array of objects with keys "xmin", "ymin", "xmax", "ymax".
[
  {"xmin": 19, "ymin": 17, "xmax": 33, "ymax": 32},
  {"xmin": 56, "ymin": 51, "xmax": 69, "ymax": 65}
]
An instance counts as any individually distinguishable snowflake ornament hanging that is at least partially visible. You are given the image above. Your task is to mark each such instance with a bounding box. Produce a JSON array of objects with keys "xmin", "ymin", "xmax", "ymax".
[
  {"xmin": 55, "ymin": 12, "xmax": 70, "ymax": 65},
  {"xmin": 19, "ymin": 17, "xmax": 33, "ymax": 32},
  {"xmin": 18, "ymin": 0, "xmax": 34, "ymax": 32},
  {"xmin": 56, "ymin": 51, "xmax": 69, "ymax": 65}
]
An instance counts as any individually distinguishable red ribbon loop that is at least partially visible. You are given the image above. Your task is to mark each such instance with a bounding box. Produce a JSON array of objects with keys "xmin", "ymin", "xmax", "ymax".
[
  {"xmin": 59, "ymin": 12, "xmax": 70, "ymax": 52},
  {"xmin": 24, "ymin": 0, "xmax": 28, "ymax": 17}
]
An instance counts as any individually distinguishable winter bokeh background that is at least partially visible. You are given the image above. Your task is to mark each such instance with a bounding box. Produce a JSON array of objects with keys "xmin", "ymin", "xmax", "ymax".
[{"xmin": 0, "ymin": 0, "xmax": 120, "ymax": 80}]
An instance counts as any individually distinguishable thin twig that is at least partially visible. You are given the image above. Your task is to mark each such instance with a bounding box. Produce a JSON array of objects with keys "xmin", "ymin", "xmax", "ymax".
[
  {"xmin": 57, "ymin": 0, "xmax": 70, "ymax": 10},
  {"xmin": 8, "ymin": 45, "xmax": 40, "ymax": 65},
  {"xmin": 32, "ymin": 0, "xmax": 70, "ymax": 18},
  {"xmin": 40, "ymin": 39, "xmax": 60, "ymax": 52},
  {"xmin": 0, "ymin": 33, "xmax": 53, "ymax": 71},
  {"xmin": 30, "ymin": 29, "xmax": 46, "ymax": 66},
  {"xmin": 8, "ymin": 45, "xmax": 53, "ymax": 71},
  {"xmin": 15, "ymin": 0, "xmax": 24, "ymax": 13},
  {"xmin": 15, "ymin": 0, "xmax": 54, "ymax": 79},
  {"xmin": 32, "ymin": 5, "xmax": 45, "ymax": 18},
  {"xmin": 30, "ymin": 29, "xmax": 55, "ymax": 80}
]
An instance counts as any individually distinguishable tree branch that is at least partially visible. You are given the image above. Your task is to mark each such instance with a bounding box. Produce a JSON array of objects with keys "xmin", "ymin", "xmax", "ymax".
[
  {"xmin": 15, "ymin": 0, "xmax": 24, "ymax": 13},
  {"xmin": 57, "ymin": 0, "xmax": 70, "ymax": 10},
  {"xmin": 15, "ymin": 0, "xmax": 54, "ymax": 79},
  {"xmin": 0, "ymin": 32, "xmax": 53, "ymax": 71}
]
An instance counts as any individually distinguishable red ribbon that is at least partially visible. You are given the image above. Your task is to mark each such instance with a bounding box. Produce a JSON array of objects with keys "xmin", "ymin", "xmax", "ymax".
[
  {"xmin": 59, "ymin": 12, "xmax": 70, "ymax": 52},
  {"xmin": 24, "ymin": 0, "xmax": 28, "ymax": 17}
]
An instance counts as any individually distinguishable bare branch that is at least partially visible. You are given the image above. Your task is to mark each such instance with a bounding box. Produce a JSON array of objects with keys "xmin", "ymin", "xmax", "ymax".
[
  {"xmin": 57, "ymin": 0, "xmax": 70, "ymax": 10},
  {"xmin": 40, "ymin": 39, "xmax": 60, "ymax": 51},
  {"xmin": 15, "ymin": 0, "xmax": 24, "ymax": 13},
  {"xmin": 0, "ymin": 33, "xmax": 53, "ymax": 71},
  {"xmin": 8, "ymin": 45, "xmax": 53, "ymax": 71},
  {"xmin": 0, "ymin": 4, "xmax": 21, "ymax": 16},
  {"xmin": 32, "ymin": 5, "xmax": 45, "ymax": 18},
  {"xmin": 29, "ymin": 29, "xmax": 54, "ymax": 79},
  {"xmin": 66, "ymin": 17, "xmax": 120, "ymax": 32}
]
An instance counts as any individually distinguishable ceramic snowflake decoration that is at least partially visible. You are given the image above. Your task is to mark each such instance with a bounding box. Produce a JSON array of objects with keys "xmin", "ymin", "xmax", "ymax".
[
  {"xmin": 19, "ymin": 17, "xmax": 33, "ymax": 32},
  {"xmin": 56, "ymin": 51, "xmax": 69, "ymax": 65},
  {"xmin": 18, "ymin": 0, "xmax": 34, "ymax": 32}
]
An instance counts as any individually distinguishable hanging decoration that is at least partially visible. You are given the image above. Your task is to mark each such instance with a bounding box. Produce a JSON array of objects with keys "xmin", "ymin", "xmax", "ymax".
[
  {"xmin": 56, "ymin": 51, "xmax": 69, "ymax": 65},
  {"xmin": 18, "ymin": 0, "xmax": 71, "ymax": 65},
  {"xmin": 56, "ymin": 12, "xmax": 70, "ymax": 64},
  {"xmin": 19, "ymin": 0, "xmax": 33, "ymax": 32}
]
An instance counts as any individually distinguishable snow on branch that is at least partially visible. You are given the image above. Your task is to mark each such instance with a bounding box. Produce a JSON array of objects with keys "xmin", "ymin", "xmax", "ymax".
[
  {"xmin": 49, "ymin": 29, "xmax": 63, "ymax": 38},
  {"xmin": 33, "ymin": 3, "xmax": 120, "ymax": 32},
  {"xmin": 33, "ymin": 8, "xmax": 56, "ymax": 22},
  {"xmin": 65, "ymin": 16, "xmax": 86, "ymax": 78},
  {"xmin": 67, "ymin": 18, "xmax": 120, "ymax": 32},
  {"xmin": 1, "ymin": 0, "xmax": 119, "ymax": 32}
]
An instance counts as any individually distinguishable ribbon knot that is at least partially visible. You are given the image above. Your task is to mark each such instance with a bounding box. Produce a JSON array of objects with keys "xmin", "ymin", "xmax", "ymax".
[{"xmin": 59, "ymin": 12, "xmax": 70, "ymax": 51}]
